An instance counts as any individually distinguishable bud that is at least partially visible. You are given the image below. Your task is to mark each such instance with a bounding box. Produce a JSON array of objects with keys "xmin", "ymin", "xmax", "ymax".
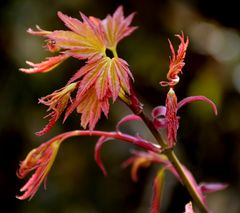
[{"xmin": 165, "ymin": 88, "xmax": 179, "ymax": 147}]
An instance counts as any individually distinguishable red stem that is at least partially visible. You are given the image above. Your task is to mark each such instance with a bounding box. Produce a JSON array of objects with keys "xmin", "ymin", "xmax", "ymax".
[{"xmin": 49, "ymin": 130, "xmax": 161, "ymax": 153}]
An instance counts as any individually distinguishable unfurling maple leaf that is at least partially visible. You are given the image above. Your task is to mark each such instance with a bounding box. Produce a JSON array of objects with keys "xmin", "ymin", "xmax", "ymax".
[
  {"xmin": 160, "ymin": 32, "xmax": 189, "ymax": 87},
  {"xmin": 20, "ymin": 6, "xmax": 137, "ymax": 134},
  {"xmin": 16, "ymin": 139, "xmax": 61, "ymax": 200},
  {"xmin": 36, "ymin": 83, "xmax": 78, "ymax": 136}
]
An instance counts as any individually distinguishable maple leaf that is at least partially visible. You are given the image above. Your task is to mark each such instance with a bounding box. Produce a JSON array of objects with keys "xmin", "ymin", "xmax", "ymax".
[{"xmin": 20, "ymin": 6, "xmax": 136, "ymax": 134}]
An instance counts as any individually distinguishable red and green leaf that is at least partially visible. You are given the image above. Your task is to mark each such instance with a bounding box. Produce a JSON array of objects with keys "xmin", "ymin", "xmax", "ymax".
[{"xmin": 21, "ymin": 7, "xmax": 136, "ymax": 132}]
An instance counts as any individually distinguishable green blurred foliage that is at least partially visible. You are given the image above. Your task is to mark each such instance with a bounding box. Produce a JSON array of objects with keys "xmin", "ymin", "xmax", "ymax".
[{"xmin": 1, "ymin": 0, "xmax": 240, "ymax": 212}]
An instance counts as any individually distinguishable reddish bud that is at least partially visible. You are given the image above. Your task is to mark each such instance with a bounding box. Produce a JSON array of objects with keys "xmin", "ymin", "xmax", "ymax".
[{"xmin": 165, "ymin": 88, "xmax": 179, "ymax": 147}]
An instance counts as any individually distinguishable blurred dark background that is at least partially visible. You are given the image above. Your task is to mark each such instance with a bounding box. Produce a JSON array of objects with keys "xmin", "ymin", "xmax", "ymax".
[{"xmin": 1, "ymin": 0, "xmax": 240, "ymax": 212}]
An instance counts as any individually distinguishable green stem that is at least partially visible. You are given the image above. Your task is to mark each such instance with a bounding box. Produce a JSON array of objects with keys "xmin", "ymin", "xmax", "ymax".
[
  {"xmin": 139, "ymin": 110, "xmax": 208, "ymax": 213},
  {"xmin": 125, "ymin": 93, "xmax": 208, "ymax": 212},
  {"xmin": 166, "ymin": 151, "xmax": 208, "ymax": 213}
]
